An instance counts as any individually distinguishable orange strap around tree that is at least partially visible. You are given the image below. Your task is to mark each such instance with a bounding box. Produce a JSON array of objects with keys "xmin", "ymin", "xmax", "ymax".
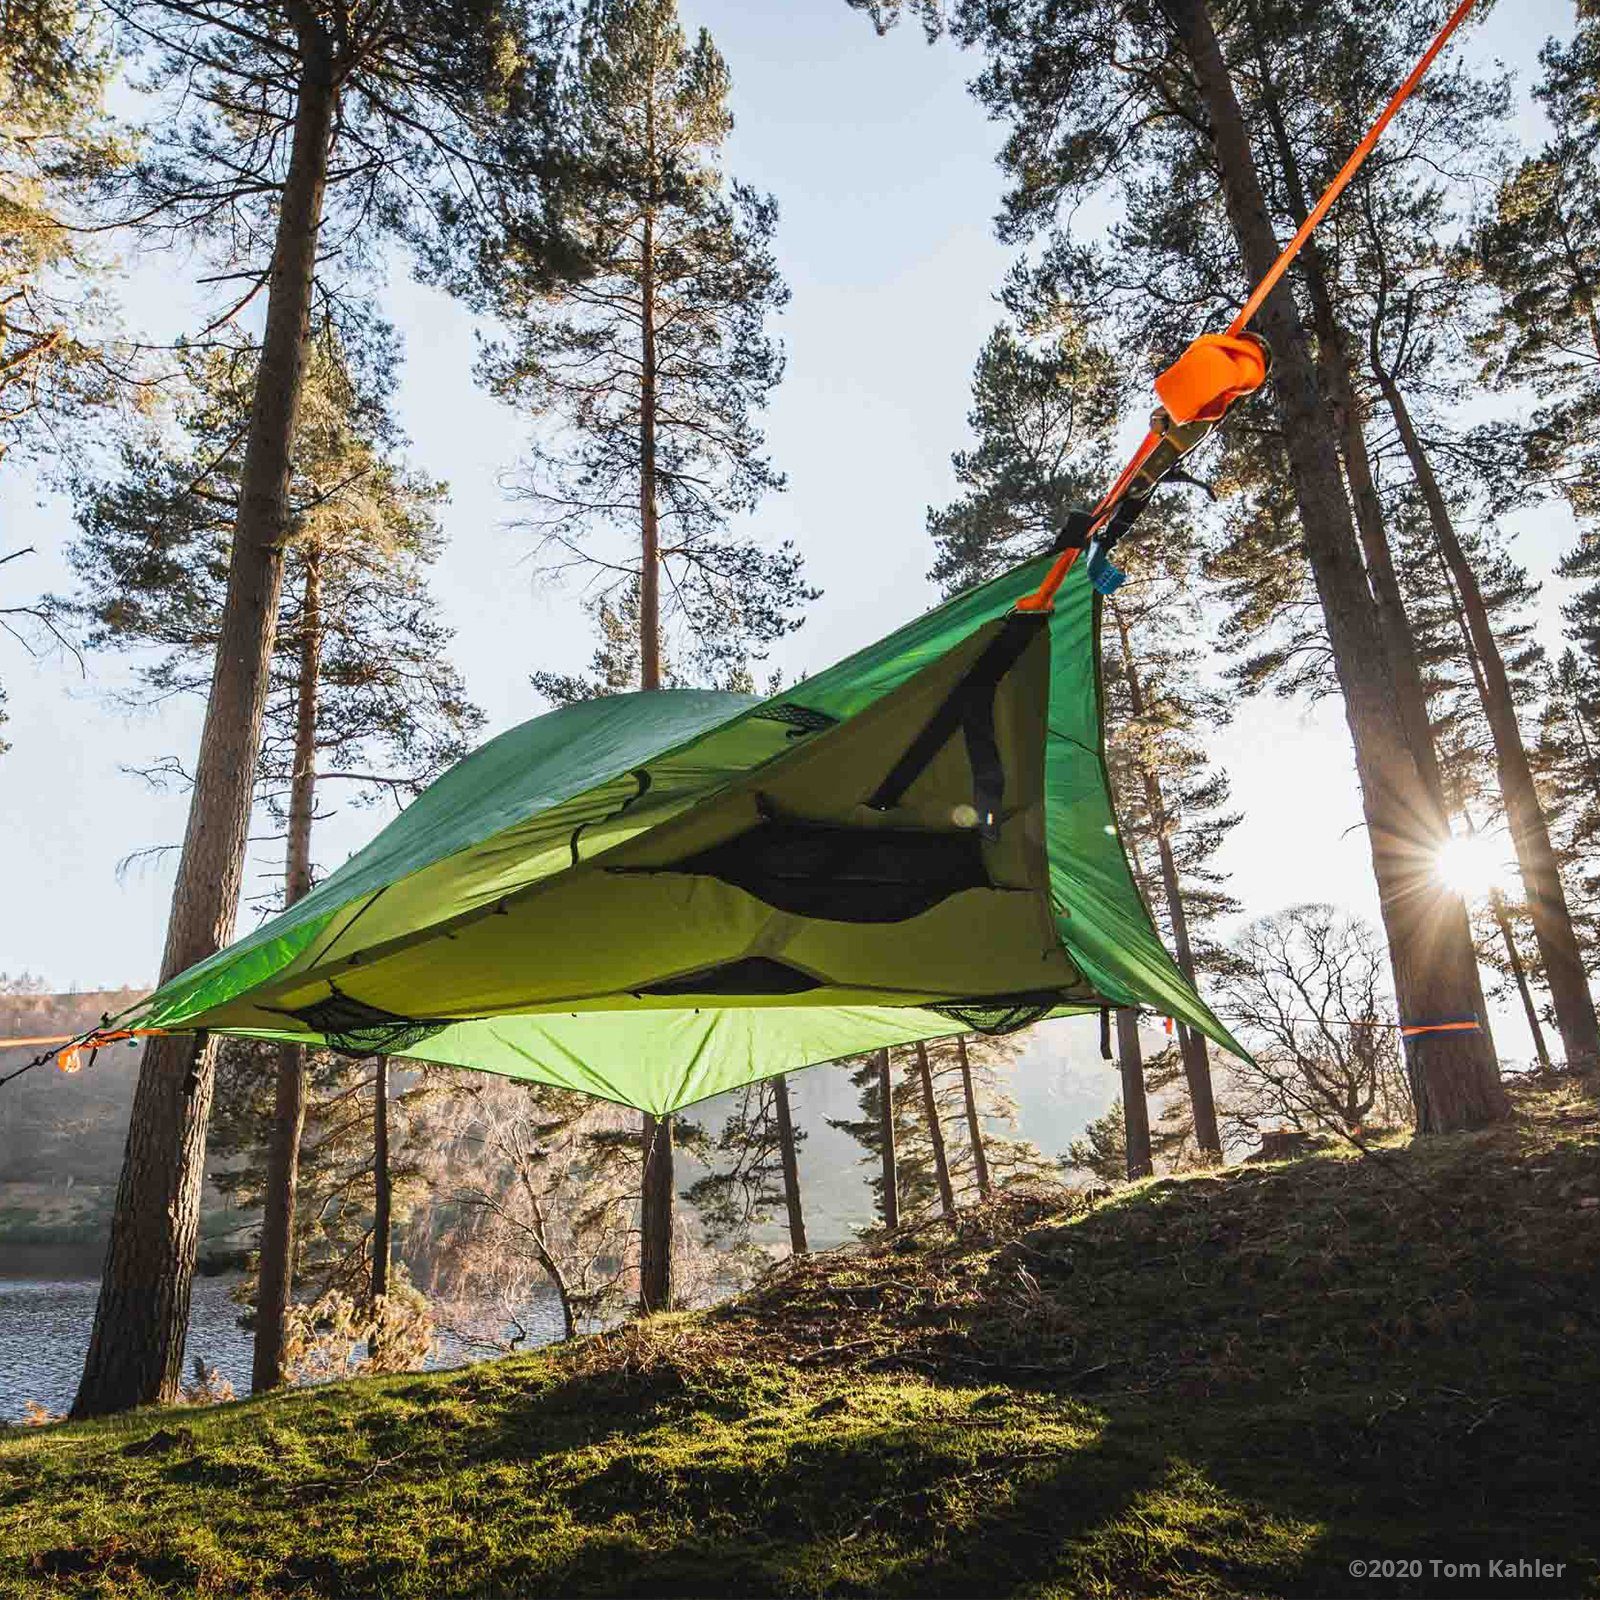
[
  {"xmin": 1015, "ymin": 0, "xmax": 1481, "ymax": 616},
  {"xmin": 1399, "ymin": 1019, "xmax": 1482, "ymax": 1039}
]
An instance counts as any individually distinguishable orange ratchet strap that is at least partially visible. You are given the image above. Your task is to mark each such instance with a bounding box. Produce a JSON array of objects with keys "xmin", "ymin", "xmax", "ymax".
[
  {"xmin": 1016, "ymin": 0, "xmax": 1481, "ymax": 616},
  {"xmin": 0, "ymin": 1027, "xmax": 162, "ymax": 1079},
  {"xmin": 1399, "ymin": 1019, "xmax": 1482, "ymax": 1039}
]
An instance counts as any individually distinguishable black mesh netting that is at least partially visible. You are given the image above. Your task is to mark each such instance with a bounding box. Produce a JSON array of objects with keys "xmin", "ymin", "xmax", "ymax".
[
  {"xmin": 932, "ymin": 992, "xmax": 1065, "ymax": 1035},
  {"xmin": 752, "ymin": 702, "xmax": 837, "ymax": 735},
  {"xmin": 290, "ymin": 989, "xmax": 451, "ymax": 1058}
]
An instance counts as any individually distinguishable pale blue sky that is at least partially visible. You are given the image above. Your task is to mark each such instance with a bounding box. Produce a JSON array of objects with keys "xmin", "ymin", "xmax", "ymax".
[{"xmin": 0, "ymin": 0, "xmax": 1581, "ymax": 1067}]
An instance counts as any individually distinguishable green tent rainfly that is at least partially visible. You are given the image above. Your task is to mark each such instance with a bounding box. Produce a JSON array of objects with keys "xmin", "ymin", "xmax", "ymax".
[{"xmin": 129, "ymin": 551, "xmax": 1244, "ymax": 1114}]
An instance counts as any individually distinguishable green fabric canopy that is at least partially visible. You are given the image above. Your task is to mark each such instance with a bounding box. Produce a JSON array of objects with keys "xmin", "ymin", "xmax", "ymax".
[{"xmin": 130, "ymin": 552, "xmax": 1243, "ymax": 1113}]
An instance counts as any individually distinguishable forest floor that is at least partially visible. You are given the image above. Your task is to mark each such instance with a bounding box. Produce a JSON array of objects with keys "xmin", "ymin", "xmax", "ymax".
[{"xmin": 2, "ymin": 1078, "xmax": 1598, "ymax": 1599}]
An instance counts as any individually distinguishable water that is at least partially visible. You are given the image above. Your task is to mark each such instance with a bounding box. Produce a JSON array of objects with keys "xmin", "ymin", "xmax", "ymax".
[{"xmin": 0, "ymin": 1275, "xmax": 565, "ymax": 1422}]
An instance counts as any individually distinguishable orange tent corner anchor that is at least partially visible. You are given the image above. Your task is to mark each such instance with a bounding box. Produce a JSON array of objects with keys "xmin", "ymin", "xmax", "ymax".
[
  {"xmin": 57, "ymin": 1027, "xmax": 159, "ymax": 1075},
  {"xmin": 1152, "ymin": 333, "xmax": 1269, "ymax": 427}
]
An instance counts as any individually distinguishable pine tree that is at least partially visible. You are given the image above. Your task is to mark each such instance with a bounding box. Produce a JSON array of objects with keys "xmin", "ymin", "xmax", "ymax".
[
  {"xmin": 1351, "ymin": 169, "xmax": 1600, "ymax": 1072},
  {"xmin": 471, "ymin": 0, "xmax": 810, "ymax": 1312},
  {"xmin": 72, "ymin": 0, "xmax": 555, "ymax": 1416},
  {"xmin": 1103, "ymin": 586, "xmax": 1237, "ymax": 1159},
  {"xmin": 0, "ymin": 0, "xmax": 129, "ymax": 470},
  {"xmin": 919, "ymin": 1032, "xmax": 1056, "ymax": 1197},
  {"xmin": 1539, "ymin": 651, "xmax": 1600, "ymax": 970},
  {"xmin": 66, "ymin": 323, "xmax": 480, "ymax": 1390},
  {"xmin": 1476, "ymin": 9, "xmax": 1600, "ymax": 520},
  {"xmin": 882, "ymin": 0, "xmax": 1507, "ymax": 1130},
  {"xmin": 828, "ymin": 1049, "xmax": 912, "ymax": 1228},
  {"xmin": 1064, "ymin": 1096, "xmax": 1127, "ymax": 1186},
  {"xmin": 683, "ymin": 1075, "xmax": 808, "ymax": 1263}
]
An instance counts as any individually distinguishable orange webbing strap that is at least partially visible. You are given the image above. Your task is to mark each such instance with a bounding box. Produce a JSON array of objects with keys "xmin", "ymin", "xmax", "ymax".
[
  {"xmin": 0, "ymin": 1026, "xmax": 163, "ymax": 1085},
  {"xmin": 55, "ymin": 1028, "xmax": 163, "ymax": 1074},
  {"xmin": 1399, "ymin": 1019, "xmax": 1482, "ymax": 1039},
  {"xmin": 1227, "ymin": 0, "xmax": 1480, "ymax": 339},
  {"xmin": 1015, "ymin": 0, "xmax": 1480, "ymax": 615}
]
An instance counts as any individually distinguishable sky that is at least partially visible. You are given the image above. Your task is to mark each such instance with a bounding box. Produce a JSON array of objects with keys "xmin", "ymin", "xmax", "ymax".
[{"xmin": 0, "ymin": 0, "xmax": 1584, "ymax": 1070}]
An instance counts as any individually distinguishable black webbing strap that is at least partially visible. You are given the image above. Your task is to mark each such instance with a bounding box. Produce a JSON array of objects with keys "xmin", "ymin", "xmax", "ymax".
[
  {"xmin": 867, "ymin": 612, "xmax": 1047, "ymax": 841},
  {"xmin": 1099, "ymin": 1005, "xmax": 1112, "ymax": 1060}
]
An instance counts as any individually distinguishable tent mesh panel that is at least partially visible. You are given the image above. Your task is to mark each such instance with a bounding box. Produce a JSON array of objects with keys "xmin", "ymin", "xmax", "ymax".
[
  {"xmin": 752, "ymin": 702, "xmax": 837, "ymax": 734},
  {"xmin": 290, "ymin": 990, "xmax": 451, "ymax": 1058},
  {"xmin": 933, "ymin": 993, "xmax": 1063, "ymax": 1035}
]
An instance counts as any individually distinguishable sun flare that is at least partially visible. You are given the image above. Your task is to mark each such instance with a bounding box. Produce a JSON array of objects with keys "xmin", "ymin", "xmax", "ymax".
[{"xmin": 1433, "ymin": 832, "xmax": 1516, "ymax": 901}]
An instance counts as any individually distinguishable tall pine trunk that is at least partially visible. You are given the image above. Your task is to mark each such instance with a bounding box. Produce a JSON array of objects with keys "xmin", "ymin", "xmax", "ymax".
[
  {"xmin": 771, "ymin": 1073, "xmax": 808, "ymax": 1255},
  {"xmin": 252, "ymin": 548, "xmax": 323, "ymax": 1393},
  {"xmin": 1378, "ymin": 371, "xmax": 1600, "ymax": 1074},
  {"xmin": 1490, "ymin": 890, "xmax": 1554, "ymax": 1069},
  {"xmin": 954, "ymin": 1036, "xmax": 992, "ymax": 1200},
  {"xmin": 369, "ymin": 1053, "xmax": 391, "ymax": 1360},
  {"xmin": 1163, "ymin": 0, "xmax": 1506, "ymax": 1132},
  {"xmin": 1117, "ymin": 1009, "xmax": 1154, "ymax": 1179},
  {"xmin": 1249, "ymin": 24, "xmax": 1454, "ymax": 815},
  {"xmin": 635, "ymin": 129, "xmax": 674, "ymax": 1310},
  {"xmin": 1109, "ymin": 607, "xmax": 1223, "ymax": 1158},
  {"xmin": 914, "ymin": 1040, "xmax": 956, "ymax": 1217},
  {"xmin": 74, "ymin": 36, "xmax": 339, "ymax": 1417},
  {"xmin": 876, "ymin": 1048, "xmax": 899, "ymax": 1229}
]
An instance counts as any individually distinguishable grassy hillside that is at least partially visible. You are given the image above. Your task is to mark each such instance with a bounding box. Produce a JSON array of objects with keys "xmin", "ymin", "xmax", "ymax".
[{"xmin": 2, "ymin": 1081, "xmax": 1596, "ymax": 1599}]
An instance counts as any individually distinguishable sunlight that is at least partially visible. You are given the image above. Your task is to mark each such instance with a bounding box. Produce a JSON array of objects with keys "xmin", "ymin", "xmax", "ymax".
[{"xmin": 1433, "ymin": 831, "xmax": 1517, "ymax": 901}]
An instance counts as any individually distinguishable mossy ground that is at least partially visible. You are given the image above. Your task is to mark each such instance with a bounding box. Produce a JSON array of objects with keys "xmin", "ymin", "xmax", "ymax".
[{"xmin": 3, "ymin": 1081, "xmax": 1598, "ymax": 1598}]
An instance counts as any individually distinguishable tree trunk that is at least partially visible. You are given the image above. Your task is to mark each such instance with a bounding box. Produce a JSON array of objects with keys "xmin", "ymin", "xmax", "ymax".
[
  {"xmin": 1379, "ymin": 373, "xmax": 1600, "ymax": 1074},
  {"xmin": 771, "ymin": 1073, "xmax": 808, "ymax": 1255},
  {"xmin": 369, "ymin": 1052, "xmax": 391, "ymax": 1360},
  {"xmin": 1491, "ymin": 890, "xmax": 1554, "ymax": 1070},
  {"xmin": 1117, "ymin": 1009, "xmax": 1154, "ymax": 1180},
  {"xmin": 633, "ymin": 106, "xmax": 675, "ymax": 1312},
  {"xmin": 1164, "ymin": 0, "xmax": 1506, "ymax": 1132},
  {"xmin": 1109, "ymin": 606, "xmax": 1223, "ymax": 1158},
  {"xmin": 914, "ymin": 1040, "xmax": 956, "ymax": 1217},
  {"xmin": 876, "ymin": 1048, "xmax": 899, "ymax": 1229},
  {"xmin": 637, "ymin": 1111, "xmax": 673, "ymax": 1312},
  {"xmin": 1249, "ymin": 23, "xmax": 1453, "ymax": 815},
  {"xmin": 954, "ymin": 1036, "xmax": 992, "ymax": 1200},
  {"xmin": 252, "ymin": 548, "xmax": 323, "ymax": 1393},
  {"xmin": 73, "ymin": 37, "xmax": 339, "ymax": 1418},
  {"xmin": 1435, "ymin": 588, "xmax": 1559, "ymax": 1073}
]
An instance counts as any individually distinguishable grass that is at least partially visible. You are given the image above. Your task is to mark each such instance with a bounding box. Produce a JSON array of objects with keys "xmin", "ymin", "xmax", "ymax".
[{"xmin": 1, "ymin": 1080, "xmax": 1597, "ymax": 1597}]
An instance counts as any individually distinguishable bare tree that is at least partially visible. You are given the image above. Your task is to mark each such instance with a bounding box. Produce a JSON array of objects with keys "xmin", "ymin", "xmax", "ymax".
[
  {"xmin": 1216, "ymin": 905, "xmax": 1413, "ymax": 1143},
  {"xmin": 425, "ymin": 1079, "xmax": 640, "ymax": 1345}
]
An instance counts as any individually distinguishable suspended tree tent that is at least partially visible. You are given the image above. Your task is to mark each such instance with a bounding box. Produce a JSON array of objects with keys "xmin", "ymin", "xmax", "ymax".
[{"xmin": 118, "ymin": 548, "xmax": 1243, "ymax": 1114}]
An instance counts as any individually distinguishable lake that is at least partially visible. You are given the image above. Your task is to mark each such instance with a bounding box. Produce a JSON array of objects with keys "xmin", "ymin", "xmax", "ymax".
[{"xmin": 0, "ymin": 1274, "xmax": 565, "ymax": 1422}]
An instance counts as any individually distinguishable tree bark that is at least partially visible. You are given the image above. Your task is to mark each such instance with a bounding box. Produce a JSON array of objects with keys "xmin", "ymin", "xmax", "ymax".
[
  {"xmin": 1109, "ymin": 606, "xmax": 1223, "ymax": 1158},
  {"xmin": 637, "ymin": 1111, "xmax": 673, "ymax": 1312},
  {"xmin": 252, "ymin": 548, "xmax": 322, "ymax": 1393},
  {"xmin": 954, "ymin": 1036, "xmax": 992, "ymax": 1200},
  {"xmin": 73, "ymin": 34, "xmax": 339, "ymax": 1417},
  {"xmin": 876, "ymin": 1048, "xmax": 899, "ymax": 1230},
  {"xmin": 1378, "ymin": 373, "xmax": 1600, "ymax": 1074},
  {"xmin": 369, "ymin": 1052, "xmax": 391, "ymax": 1360},
  {"xmin": 771, "ymin": 1073, "xmax": 808, "ymax": 1255},
  {"xmin": 1117, "ymin": 1009, "xmax": 1154, "ymax": 1180},
  {"xmin": 914, "ymin": 1040, "xmax": 956, "ymax": 1217},
  {"xmin": 1162, "ymin": 0, "xmax": 1506, "ymax": 1132}
]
